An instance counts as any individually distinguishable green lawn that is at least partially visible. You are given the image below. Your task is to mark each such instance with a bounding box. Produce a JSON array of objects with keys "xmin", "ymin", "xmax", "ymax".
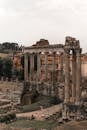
[
  {"xmin": 8, "ymin": 120, "xmax": 87, "ymax": 130},
  {"xmin": 8, "ymin": 119, "xmax": 58, "ymax": 130},
  {"xmin": 20, "ymin": 95, "xmax": 59, "ymax": 113}
]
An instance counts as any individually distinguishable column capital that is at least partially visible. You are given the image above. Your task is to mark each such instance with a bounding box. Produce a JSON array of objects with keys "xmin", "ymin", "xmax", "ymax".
[
  {"xmin": 60, "ymin": 52, "xmax": 64, "ymax": 56},
  {"xmin": 75, "ymin": 48, "xmax": 82, "ymax": 56},
  {"xmin": 52, "ymin": 51, "xmax": 56, "ymax": 55},
  {"xmin": 25, "ymin": 52, "xmax": 29, "ymax": 56},
  {"xmin": 29, "ymin": 52, "xmax": 35, "ymax": 55},
  {"xmin": 64, "ymin": 48, "xmax": 70, "ymax": 58},
  {"xmin": 75, "ymin": 48, "xmax": 82, "ymax": 53},
  {"xmin": 44, "ymin": 52, "xmax": 49, "ymax": 55},
  {"xmin": 64, "ymin": 48, "xmax": 70, "ymax": 54},
  {"xmin": 37, "ymin": 52, "xmax": 41, "ymax": 55},
  {"xmin": 72, "ymin": 49, "xmax": 76, "ymax": 55}
]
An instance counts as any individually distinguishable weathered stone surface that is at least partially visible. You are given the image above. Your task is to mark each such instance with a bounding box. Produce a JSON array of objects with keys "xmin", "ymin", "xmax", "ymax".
[
  {"xmin": 23, "ymin": 37, "xmax": 82, "ymax": 106},
  {"xmin": 33, "ymin": 39, "xmax": 49, "ymax": 47}
]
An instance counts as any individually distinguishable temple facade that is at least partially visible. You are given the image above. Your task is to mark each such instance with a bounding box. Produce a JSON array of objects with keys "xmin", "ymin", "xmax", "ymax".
[{"xmin": 23, "ymin": 37, "xmax": 82, "ymax": 105}]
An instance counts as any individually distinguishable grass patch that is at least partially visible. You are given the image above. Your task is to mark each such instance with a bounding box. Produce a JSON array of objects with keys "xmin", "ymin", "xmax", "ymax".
[
  {"xmin": 0, "ymin": 109, "xmax": 7, "ymax": 114},
  {"xmin": 8, "ymin": 119, "xmax": 58, "ymax": 130},
  {"xmin": 20, "ymin": 95, "xmax": 60, "ymax": 113}
]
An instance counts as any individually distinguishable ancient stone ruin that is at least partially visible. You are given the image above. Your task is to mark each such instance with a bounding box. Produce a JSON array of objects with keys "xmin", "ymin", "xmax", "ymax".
[{"xmin": 22, "ymin": 36, "xmax": 82, "ymax": 106}]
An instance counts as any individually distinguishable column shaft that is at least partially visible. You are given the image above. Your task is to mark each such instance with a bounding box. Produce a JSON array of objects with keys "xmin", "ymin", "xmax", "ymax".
[
  {"xmin": 45, "ymin": 52, "xmax": 48, "ymax": 81},
  {"xmin": 71, "ymin": 50, "xmax": 76, "ymax": 102},
  {"xmin": 52, "ymin": 52, "xmax": 56, "ymax": 83},
  {"xmin": 76, "ymin": 49, "xmax": 81, "ymax": 105},
  {"xmin": 60, "ymin": 53, "xmax": 63, "ymax": 71},
  {"xmin": 58, "ymin": 53, "xmax": 63, "ymax": 82},
  {"xmin": 37, "ymin": 53, "xmax": 41, "ymax": 82},
  {"xmin": 64, "ymin": 49, "xmax": 70, "ymax": 103},
  {"xmin": 24, "ymin": 53, "xmax": 28, "ymax": 81},
  {"xmin": 30, "ymin": 53, "xmax": 34, "ymax": 81}
]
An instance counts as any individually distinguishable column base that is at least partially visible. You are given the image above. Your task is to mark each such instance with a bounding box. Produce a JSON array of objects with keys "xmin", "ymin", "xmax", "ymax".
[
  {"xmin": 75, "ymin": 100, "xmax": 81, "ymax": 106},
  {"xmin": 64, "ymin": 98, "xmax": 70, "ymax": 104},
  {"xmin": 51, "ymin": 90, "xmax": 55, "ymax": 96},
  {"xmin": 70, "ymin": 97, "xmax": 76, "ymax": 103}
]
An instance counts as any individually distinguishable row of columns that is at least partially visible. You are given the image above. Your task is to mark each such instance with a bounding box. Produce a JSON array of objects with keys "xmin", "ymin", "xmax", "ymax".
[
  {"xmin": 45, "ymin": 52, "xmax": 63, "ymax": 82},
  {"xmin": 24, "ymin": 53, "xmax": 41, "ymax": 82},
  {"xmin": 24, "ymin": 48, "xmax": 82, "ymax": 105},
  {"xmin": 24, "ymin": 52, "xmax": 62, "ymax": 82},
  {"xmin": 64, "ymin": 48, "xmax": 82, "ymax": 105}
]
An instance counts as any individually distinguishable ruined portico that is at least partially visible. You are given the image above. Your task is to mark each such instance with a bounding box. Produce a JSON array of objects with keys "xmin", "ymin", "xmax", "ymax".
[
  {"xmin": 23, "ymin": 37, "xmax": 82, "ymax": 105},
  {"xmin": 64, "ymin": 37, "xmax": 82, "ymax": 105}
]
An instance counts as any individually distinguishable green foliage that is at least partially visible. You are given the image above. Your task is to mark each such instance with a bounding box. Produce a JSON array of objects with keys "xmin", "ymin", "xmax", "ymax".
[
  {"xmin": 17, "ymin": 69, "xmax": 24, "ymax": 81},
  {"xmin": 0, "ymin": 112, "xmax": 16, "ymax": 123},
  {"xmin": 0, "ymin": 41, "xmax": 23, "ymax": 80},
  {"xmin": 20, "ymin": 95, "xmax": 59, "ymax": 113},
  {"xmin": 12, "ymin": 67, "xmax": 24, "ymax": 81},
  {"xmin": 3, "ymin": 58, "xmax": 13, "ymax": 78},
  {"xmin": 0, "ymin": 42, "xmax": 21, "ymax": 53},
  {"xmin": 21, "ymin": 55, "xmax": 24, "ymax": 68},
  {"xmin": 21, "ymin": 55, "xmax": 29, "ymax": 74},
  {"xmin": 50, "ymin": 96, "xmax": 61, "ymax": 104},
  {"xmin": 9, "ymin": 119, "xmax": 58, "ymax": 130},
  {"xmin": 0, "ymin": 57, "xmax": 13, "ymax": 78},
  {"xmin": 0, "ymin": 57, "xmax": 24, "ymax": 80},
  {"xmin": 0, "ymin": 58, "xmax": 3, "ymax": 77}
]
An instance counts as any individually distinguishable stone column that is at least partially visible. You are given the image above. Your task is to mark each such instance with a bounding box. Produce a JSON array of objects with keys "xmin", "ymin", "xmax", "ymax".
[
  {"xmin": 76, "ymin": 48, "xmax": 82, "ymax": 105},
  {"xmin": 52, "ymin": 52, "xmax": 56, "ymax": 83},
  {"xmin": 71, "ymin": 49, "xmax": 76, "ymax": 103},
  {"xmin": 45, "ymin": 52, "xmax": 48, "ymax": 81},
  {"xmin": 30, "ymin": 53, "xmax": 34, "ymax": 81},
  {"xmin": 51, "ymin": 51, "xmax": 56, "ymax": 95},
  {"xmin": 53, "ymin": 52, "xmax": 56, "ymax": 71},
  {"xmin": 24, "ymin": 53, "xmax": 28, "ymax": 82},
  {"xmin": 37, "ymin": 52, "xmax": 41, "ymax": 82},
  {"xmin": 58, "ymin": 53, "xmax": 63, "ymax": 82},
  {"xmin": 60, "ymin": 53, "xmax": 63, "ymax": 71},
  {"xmin": 64, "ymin": 48, "xmax": 70, "ymax": 103}
]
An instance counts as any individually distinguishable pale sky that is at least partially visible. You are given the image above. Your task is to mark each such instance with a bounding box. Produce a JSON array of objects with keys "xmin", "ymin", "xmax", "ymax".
[{"xmin": 0, "ymin": 0, "xmax": 87, "ymax": 52}]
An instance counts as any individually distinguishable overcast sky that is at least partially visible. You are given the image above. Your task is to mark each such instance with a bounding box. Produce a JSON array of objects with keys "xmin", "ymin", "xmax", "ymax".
[{"xmin": 0, "ymin": 0, "xmax": 87, "ymax": 52}]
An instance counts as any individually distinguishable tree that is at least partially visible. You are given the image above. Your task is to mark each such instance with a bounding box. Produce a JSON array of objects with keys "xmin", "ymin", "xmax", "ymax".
[
  {"xmin": 3, "ymin": 58, "xmax": 13, "ymax": 78},
  {"xmin": 2, "ymin": 42, "xmax": 19, "ymax": 50},
  {"xmin": 21, "ymin": 55, "xmax": 24, "ymax": 68},
  {"xmin": 0, "ymin": 58, "xmax": 3, "ymax": 78}
]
